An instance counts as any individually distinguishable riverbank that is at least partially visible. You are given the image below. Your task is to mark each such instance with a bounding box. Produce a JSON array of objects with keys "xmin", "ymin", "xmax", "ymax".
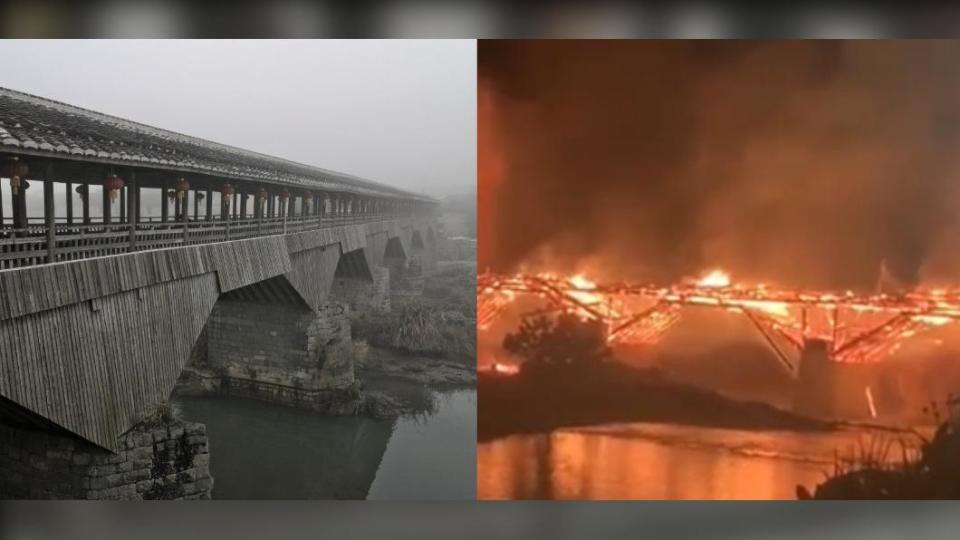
[
  {"xmin": 478, "ymin": 361, "xmax": 833, "ymax": 442},
  {"xmin": 351, "ymin": 261, "xmax": 477, "ymax": 362},
  {"xmin": 800, "ymin": 407, "xmax": 960, "ymax": 499}
]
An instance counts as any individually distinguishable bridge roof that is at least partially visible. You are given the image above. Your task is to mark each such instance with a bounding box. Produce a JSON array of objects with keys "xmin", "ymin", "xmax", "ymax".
[{"xmin": 0, "ymin": 86, "xmax": 433, "ymax": 202}]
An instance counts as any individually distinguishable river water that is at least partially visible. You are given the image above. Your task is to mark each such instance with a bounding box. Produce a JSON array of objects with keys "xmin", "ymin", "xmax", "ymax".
[
  {"xmin": 175, "ymin": 388, "xmax": 476, "ymax": 500},
  {"xmin": 477, "ymin": 422, "xmax": 910, "ymax": 499}
]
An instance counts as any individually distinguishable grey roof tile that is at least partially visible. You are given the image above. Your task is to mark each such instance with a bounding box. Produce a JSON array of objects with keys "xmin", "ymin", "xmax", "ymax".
[{"xmin": 0, "ymin": 86, "xmax": 430, "ymax": 202}]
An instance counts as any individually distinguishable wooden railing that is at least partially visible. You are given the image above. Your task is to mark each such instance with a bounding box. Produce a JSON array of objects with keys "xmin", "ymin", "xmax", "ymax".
[{"xmin": 0, "ymin": 212, "xmax": 408, "ymax": 270}]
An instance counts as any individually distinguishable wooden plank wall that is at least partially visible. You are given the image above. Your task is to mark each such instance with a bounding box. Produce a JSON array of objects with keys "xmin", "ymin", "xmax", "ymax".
[
  {"xmin": 0, "ymin": 217, "xmax": 433, "ymax": 450},
  {"xmin": 285, "ymin": 246, "xmax": 341, "ymax": 310},
  {"xmin": 0, "ymin": 273, "xmax": 219, "ymax": 450}
]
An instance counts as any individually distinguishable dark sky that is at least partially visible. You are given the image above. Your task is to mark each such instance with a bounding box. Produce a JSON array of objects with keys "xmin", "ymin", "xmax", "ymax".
[{"xmin": 479, "ymin": 40, "xmax": 960, "ymax": 290}]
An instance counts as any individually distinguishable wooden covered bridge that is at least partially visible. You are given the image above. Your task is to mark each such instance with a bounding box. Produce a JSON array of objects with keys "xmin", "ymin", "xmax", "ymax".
[{"xmin": 0, "ymin": 87, "xmax": 440, "ymax": 450}]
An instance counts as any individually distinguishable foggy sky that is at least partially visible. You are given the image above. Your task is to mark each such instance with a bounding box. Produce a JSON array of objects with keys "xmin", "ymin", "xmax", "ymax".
[
  {"xmin": 0, "ymin": 39, "xmax": 475, "ymax": 199},
  {"xmin": 480, "ymin": 40, "xmax": 960, "ymax": 290}
]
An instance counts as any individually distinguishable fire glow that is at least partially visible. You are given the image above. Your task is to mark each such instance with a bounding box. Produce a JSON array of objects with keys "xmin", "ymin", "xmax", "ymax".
[{"xmin": 478, "ymin": 269, "xmax": 960, "ymax": 366}]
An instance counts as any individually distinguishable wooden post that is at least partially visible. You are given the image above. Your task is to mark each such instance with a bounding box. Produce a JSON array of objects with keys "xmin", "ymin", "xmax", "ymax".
[
  {"xmin": 119, "ymin": 185, "xmax": 126, "ymax": 223},
  {"xmin": 12, "ymin": 172, "xmax": 27, "ymax": 229},
  {"xmin": 65, "ymin": 181, "xmax": 73, "ymax": 225},
  {"xmin": 240, "ymin": 190, "xmax": 247, "ymax": 220},
  {"xmin": 161, "ymin": 178, "xmax": 169, "ymax": 223},
  {"xmin": 43, "ymin": 162, "xmax": 56, "ymax": 263},
  {"xmin": 82, "ymin": 182, "xmax": 90, "ymax": 225},
  {"xmin": 205, "ymin": 188, "xmax": 212, "ymax": 221},
  {"xmin": 102, "ymin": 178, "xmax": 111, "ymax": 225},
  {"xmin": 128, "ymin": 170, "xmax": 138, "ymax": 251},
  {"xmin": 9, "ymin": 180, "xmax": 17, "ymax": 228},
  {"xmin": 257, "ymin": 192, "xmax": 263, "ymax": 236},
  {"xmin": 182, "ymin": 191, "xmax": 189, "ymax": 243}
]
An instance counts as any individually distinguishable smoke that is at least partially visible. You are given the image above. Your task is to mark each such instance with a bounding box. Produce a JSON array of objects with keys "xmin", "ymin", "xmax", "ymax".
[{"xmin": 479, "ymin": 40, "xmax": 960, "ymax": 290}]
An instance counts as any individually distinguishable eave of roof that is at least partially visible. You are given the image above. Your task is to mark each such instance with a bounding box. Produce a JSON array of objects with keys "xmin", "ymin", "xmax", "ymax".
[{"xmin": 0, "ymin": 86, "xmax": 436, "ymax": 203}]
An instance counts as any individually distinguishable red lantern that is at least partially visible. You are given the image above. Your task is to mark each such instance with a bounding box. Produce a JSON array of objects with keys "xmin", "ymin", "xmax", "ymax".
[
  {"xmin": 221, "ymin": 183, "xmax": 235, "ymax": 196},
  {"xmin": 2, "ymin": 157, "xmax": 28, "ymax": 195},
  {"xmin": 104, "ymin": 174, "xmax": 125, "ymax": 203},
  {"xmin": 174, "ymin": 177, "xmax": 190, "ymax": 201},
  {"xmin": 278, "ymin": 190, "xmax": 290, "ymax": 201}
]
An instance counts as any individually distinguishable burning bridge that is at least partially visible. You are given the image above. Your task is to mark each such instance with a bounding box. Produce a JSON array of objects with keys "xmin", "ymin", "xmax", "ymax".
[
  {"xmin": 479, "ymin": 270, "xmax": 960, "ymax": 418},
  {"xmin": 0, "ymin": 87, "xmax": 440, "ymax": 452}
]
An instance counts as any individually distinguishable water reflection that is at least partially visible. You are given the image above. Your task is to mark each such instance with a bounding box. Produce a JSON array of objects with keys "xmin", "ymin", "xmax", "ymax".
[
  {"xmin": 176, "ymin": 389, "xmax": 475, "ymax": 499},
  {"xmin": 478, "ymin": 423, "xmax": 892, "ymax": 499}
]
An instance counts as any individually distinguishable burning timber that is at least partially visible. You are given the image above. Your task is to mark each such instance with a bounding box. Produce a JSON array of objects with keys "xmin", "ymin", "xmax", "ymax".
[{"xmin": 479, "ymin": 270, "xmax": 960, "ymax": 421}]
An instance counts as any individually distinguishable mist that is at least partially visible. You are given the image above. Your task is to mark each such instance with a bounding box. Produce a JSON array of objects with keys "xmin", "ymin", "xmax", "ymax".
[{"xmin": 0, "ymin": 39, "xmax": 476, "ymax": 205}]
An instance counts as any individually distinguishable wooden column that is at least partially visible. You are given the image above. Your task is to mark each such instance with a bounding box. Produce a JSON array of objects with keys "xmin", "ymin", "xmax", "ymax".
[
  {"xmin": 82, "ymin": 183, "xmax": 90, "ymax": 225},
  {"xmin": 43, "ymin": 163, "xmax": 56, "ymax": 263},
  {"xmin": 119, "ymin": 186, "xmax": 126, "ymax": 223},
  {"xmin": 181, "ymin": 191, "xmax": 189, "ymax": 243},
  {"xmin": 193, "ymin": 189, "xmax": 199, "ymax": 221},
  {"xmin": 205, "ymin": 188, "xmax": 212, "ymax": 220},
  {"xmin": 161, "ymin": 178, "xmax": 169, "ymax": 223},
  {"xmin": 11, "ymin": 172, "xmax": 27, "ymax": 229},
  {"xmin": 102, "ymin": 179, "xmax": 111, "ymax": 225},
  {"xmin": 9, "ymin": 180, "xmax": 16, "ymax": 228},
  {"xmin": 127, "ymin": 170, "xmax": 138, "ymax": 250},
  {"xmin": 65, "ymin": 181, "xmax": 73, "ymax": 225},
  {"xmin": 240, "ymin": 191, "xmax": 247, "ymax": 220}
]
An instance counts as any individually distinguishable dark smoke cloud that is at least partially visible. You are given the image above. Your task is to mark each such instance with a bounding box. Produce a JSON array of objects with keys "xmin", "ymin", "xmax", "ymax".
[{"xmin": 479, "ymin": 40, "xmax": 960, "ymax": 289}]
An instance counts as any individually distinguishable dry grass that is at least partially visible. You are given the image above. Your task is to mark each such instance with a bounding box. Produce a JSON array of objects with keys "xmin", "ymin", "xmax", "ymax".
[{"xmin": 137, "ymin": 401, "xmax": 182, "ymax": 427}]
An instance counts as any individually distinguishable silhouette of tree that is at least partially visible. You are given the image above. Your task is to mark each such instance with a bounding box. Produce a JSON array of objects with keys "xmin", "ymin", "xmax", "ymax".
[{"xmin": 503, "ymin": 313, "xmax": 610, "ymax": 371}]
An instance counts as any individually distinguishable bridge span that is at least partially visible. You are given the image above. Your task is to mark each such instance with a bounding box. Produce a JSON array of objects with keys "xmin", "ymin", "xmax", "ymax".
[{"xmin": 0, "ymin": 87, "xmax": 441, "ymax": 455}]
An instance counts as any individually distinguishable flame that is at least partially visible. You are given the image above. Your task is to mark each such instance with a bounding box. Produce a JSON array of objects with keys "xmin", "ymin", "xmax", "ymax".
[
  {"xmin": 492, "ymin": 362, "xmax": 520, "ymax": 375},
  {"xmin": 913, "ymin": 315, "xmax": 952, "ymax": 326},
  {"xmin": 478, "ymin": 268, "xmax": 960, "ymax": 365},
  {"xmin": 567, "ymin": 274, "xmax": 602, "ymax": 307},
  {"xmin": 697, "ymin": 269, "xmax": 731, "ymax": 288}
]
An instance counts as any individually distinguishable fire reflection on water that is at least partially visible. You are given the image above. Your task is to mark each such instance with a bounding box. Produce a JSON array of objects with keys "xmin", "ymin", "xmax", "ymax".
[{"xmin": 477, "ymin": 424, "xmax": 910, "ymax": 500}]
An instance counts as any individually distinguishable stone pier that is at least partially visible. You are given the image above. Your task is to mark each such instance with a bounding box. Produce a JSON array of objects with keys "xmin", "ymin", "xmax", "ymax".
[
  {"xmin": 792, "ymin": 339, "xmax": 878, "ymax": 419},
  {"xmin": 0, "ymin": 418, "xmax": 212, "ymax": 500},
  {"xmin": 201, "ymin": 281, "xmax": 363, "ymax": 412}
]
